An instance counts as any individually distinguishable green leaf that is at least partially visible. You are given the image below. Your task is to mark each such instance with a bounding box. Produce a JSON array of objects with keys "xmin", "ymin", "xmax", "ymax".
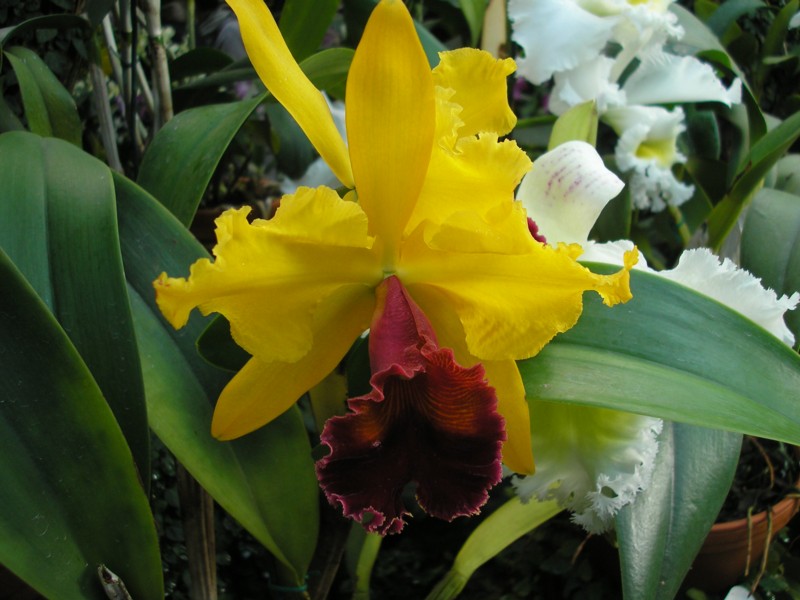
[
  {"xmin": 139, "ymin": 48, "xmax": 354, "ymax": 227},
  {"xmin": 741, "ymin": 187, "xmax": 800, "ymax": 345},
  {"xmin": 169, "ymin": 47, "xmax": 234, "ymax": 83},
  {"xmin": 0, "ymin": 131, "xmax": 150, "ymax": 486},
  {"xmin": 457, "ymin": 0, "xmax": 488, "ymax": 46},
  {"xmin": 137, "ymin": 94, "xmax": 265, "ymax": 226},
  {"xmin": 671, "ymin": 4, "xmax": 766, "ymax": 143},
  {"xmin": 114, "ymin": 173, "xmax": 320, "ymax": 583},
  {"xmin": 426, "ymin": 497, "xmax": 562, "ymax": 600},
  {"xmin": 617, "ymin": 422, "xmax": 742, "ymax": 600},
  {"xmin": 547, "ymin": 100, "xmax": 598, "ymax": 150},
  {"xmin": 763, "ymin": 0, "xmax": 799, "ymax": 63},
  {"xmin": 705, "ymin": 0, "xmax": 765, "ymax": 38},
  {"xmin": 300, "ymin": 47, "xmax": 354, "ymax": 100},
  {"xmin": 0, "ymin": 14, "xmax": 90, "ymax": 48},
  {"xmin": 708, "ymin": 109, "xmax": 800, "ymax": 249},
  {"xmin": 0, "ymin": 249, "xmax": 162, "ymax": 600},
  {"xmin": 0, "ymin": 94, "xmax": 24, "ymax": 132},
  {"xmin": 4, "ymin": 46, "xmax": 81, "ymax": 145},
  {"xmin": 85, "ymin": 0, "xmax": 116, "ymax": 25},
  {"xmin": 279, "ymin": 0, "xmax": 340, "ymax": 62},
  {"xmin": 197, "ymin": 315, "xmax": 252, "ymax": 372},
  {"xmin": 518, "ymin": 267, "xmax": 800, "ymax": 444}
]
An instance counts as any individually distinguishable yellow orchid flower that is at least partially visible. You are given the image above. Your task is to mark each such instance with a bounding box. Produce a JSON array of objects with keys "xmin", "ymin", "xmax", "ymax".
[{"xmin": 154, "ymin": 0, "xmax": 635, "ymax": 489}]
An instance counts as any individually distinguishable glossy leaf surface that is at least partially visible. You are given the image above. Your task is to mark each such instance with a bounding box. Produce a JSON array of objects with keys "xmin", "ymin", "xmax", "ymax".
[
  {"xmin": 617, "ymin": 422, "xmax": 742, "ymax": 599},
  {"xmin": 0, "ymin": 250, "xmax": 162, "ymax": 600},
  {"xmin": 520, "ymin": 266, "xmax": 800, "ymax": 444},
  {"xmin": 4, "ymin": 47, "xmax": 81, "ymax": 145},
  {"xmin": 115, "ymin": 173, "xmax": 320, "ymax": 583},
  {"xmin": 741, "ymin": 187, "xmax": 800, "ymax": 345},
  {"xmin": 0, "ymin": 131, "xmax": 149, "ymax": 484}
]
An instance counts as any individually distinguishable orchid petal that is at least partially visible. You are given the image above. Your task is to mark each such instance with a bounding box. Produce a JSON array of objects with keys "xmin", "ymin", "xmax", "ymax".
[
  {"xmin": 623, "ymin": 53, "xmax": 742, "ymax": 107},
  {"xmin": 514, "ymin": 400, "xmax": 662, "ymax": 533},
  {"xmin": 660, "ymin": 249, "xmax": 800, "ymax": 346},
  {"xmin": 401, "ymin": 285, "xmax": 535, "ymax": 475},
  {"xmin": 212, "ymin": 287, "xmax": 376, "ymax": 438},
  {"xmin": 509, "ymin": 0, "xmax": 615, "ymax": 84},
  {"xmin": 517, "ymin": 141, "xmax": 624, "ymax": 244},
  {"xmin": 432, "ymin": 49, "xmax": 517, "ymax": 137},
  {"xmin": 154, "ymin": 189, "xmax": 382, "ymax": 363},
  {"xmin": 316, "ymin": 277, "xmax": 505, "ymax": 534},
  {"xmin": 406, "ymin": 134, "xmax": 532, "ymax": 234},
  {"xmin": 549, "ymin": 56, "xmax": 626, "ymax": 115},
  {"xmin": 401, "ymin": 227, "xmax": 637, "ymax": 361},
  {"xmin": 482, "ymin": 359, "xmax": 535, "ymax": 475},
  {"xmin": 346, "ymin": 0, "xmax": 435, "ymax": 260},
  {"xmin": 227, "ymin": 0, "xmax": 353, "ymax": 187}
]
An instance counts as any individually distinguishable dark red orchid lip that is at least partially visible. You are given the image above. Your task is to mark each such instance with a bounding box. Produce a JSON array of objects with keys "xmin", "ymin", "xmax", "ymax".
[{"xmin": 316, "ymin": 276, "xmax": 506, "ymax": 535}]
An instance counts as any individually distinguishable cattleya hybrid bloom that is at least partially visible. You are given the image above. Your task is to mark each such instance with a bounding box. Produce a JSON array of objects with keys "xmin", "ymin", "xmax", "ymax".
[
  {"xmin": 516, "ymin": 141, "xmax": 798, "ymax": 531},
  {"xmin": 154, "ymin": 0, "xmax": 636, "ymax": 533}
]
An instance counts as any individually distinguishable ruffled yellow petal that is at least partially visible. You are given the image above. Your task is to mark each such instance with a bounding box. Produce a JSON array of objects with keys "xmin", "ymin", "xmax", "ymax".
[
  {"xmin": 405, "ymin": 133, "xmax": 532, "ymax": 235},
  {"xmin": 432, "ymin": 48, "xmax": 517, "ymax": 137},
  {"xmin": 346, "ymin": 0, "xmax": 435, "ymax": 262},
  {"xmin": 154, "ymin": 188, "xmax": 382, "ymax": 363},
  {"xmin": 212, "ymin": 287, "xmax": 376, "ymax": 439},
  {"xmin": 400, "ymin": 285, "xmax": 534, "ymax": 475},
  {"xmin": 227, "ymin": 0, "xmax": 353, "ymax": 187},
  {"xmin": 401, "ymin": 226, "xmax": 636, "ymax": 362}
]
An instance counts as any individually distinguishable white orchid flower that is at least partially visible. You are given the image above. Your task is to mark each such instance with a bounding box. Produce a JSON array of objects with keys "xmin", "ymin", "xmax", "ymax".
[
  {"xmin": 515, "ymin": 141, "xmax": 799, "ymax": 531},
  {"xmin": 604, "ymin": 104, "xmax": 694, "ymax": 211},
  {"xmin": 514, "ymin": 141, "xmax": 662, "ymax": 533}
]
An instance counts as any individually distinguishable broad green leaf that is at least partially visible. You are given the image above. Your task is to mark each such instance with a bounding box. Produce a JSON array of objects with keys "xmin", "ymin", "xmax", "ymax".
[
  {"xmin": 114, "ymin": 173, "xmax": 320, "ymax": 583},
  {"xmin": 0, "ymin": 14, "xmax": 90, "ymax": 47},
  {"xmin": 139, "ymin": 48, "xmax": 354, "ymax": 227},
  {"xmin": 0, "ymin": 94, "xmax": 24, "ymax": 132},
  {"xmin": 4, "ymin": 47, "xmax": 81, "ymax": 145},
  {"xmin": 458, "ymin": 0, "xmax": 488, "ymax": 46},
  {"xmin": 547, "ymin": 100, "xmax": 598, "ymax": 150},
  {"xmin": 137, "ymin": 94, "xmax": 265, "ymax": 226},
  {"xmin": 300, "ymin": 47, "xmax": 355, "ymax": 100},
  {"xmin": 671, "ymin": 4, "xmax": 766, "ymax": 143},
  {"xmin": 85, "ymin": 0, "xmax": 116, "ymax": 25},
  {"xmin": 169, "ymin": 47, "xmax": 233, "ymax": 83},
  {"xmin": 279, "ymin": 0, "xmax": 340, "ymax": 62},
  {"xmin": 0, "ymin": 131, "xmax": 149, "ymax": 485},
  {"xmin": 0, "ymin": 249, "xmax": 162, "ymax": 600},
  {"xmin": 708, "ymin": 109, "xmax": 800, "ymax": 249},
  {"xmin": 197, "ymin": 315, "xmax": 252, "ymax": 372},
  {"xmin": 519, "ymin": 267, "xmax": 800, "ymax": 444},
  {"xmin": 426, "ymin": 497, "xmax": 562, "ymax": 600},
  {"xmin": 266, "ymin": 102, "xmax": 317, "ymax": 179},
  {"xmin": 705, "ymin": 0, "xmax": 765, "ymax": 38},
  {"xmin": 617, "ymin": 422, "xmax": 742, "ymax": 600},
  {"xmin": 763, "ymin": 0, "xmax": 799, "ymax": 64},
  {"xmin": 741, "ymin": 187, "xmax": 800, "ymax": 344}
]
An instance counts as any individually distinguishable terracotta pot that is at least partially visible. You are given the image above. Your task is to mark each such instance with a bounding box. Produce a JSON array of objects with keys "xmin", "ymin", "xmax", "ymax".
[{"xmin": 685, "ymin": 460, "xmax": 800, "ymax": 593}]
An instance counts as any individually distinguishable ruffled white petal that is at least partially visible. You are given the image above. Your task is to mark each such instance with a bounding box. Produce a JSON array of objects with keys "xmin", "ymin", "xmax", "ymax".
[
  {"xmin": 513, "ymin": 401, "xmax": 663, "ymax": 534},
  {"xmin": 516, "ymin": 141, "xmax": 624, "ymax": 244},
  {"xmin": 580, "ymin": 245, "xmax": 799, "ymax": 346},
  {"xmin": 509, "ymin": 0, "xmax": 616, "ymax": 84},
  {"xmin": 623, "ymin": 52, "xmax": 742, "ymax": 107},
  {"xmin": 660, "ymin": 249, "xmax": 800, "ymax": 346},
  {"xmin": 549, "ymin": 56, "xmax": 626, "ymax": 115},
  {"xmin": 605, "ymin": 105, "xmax": 693, "ymax": 211}
]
